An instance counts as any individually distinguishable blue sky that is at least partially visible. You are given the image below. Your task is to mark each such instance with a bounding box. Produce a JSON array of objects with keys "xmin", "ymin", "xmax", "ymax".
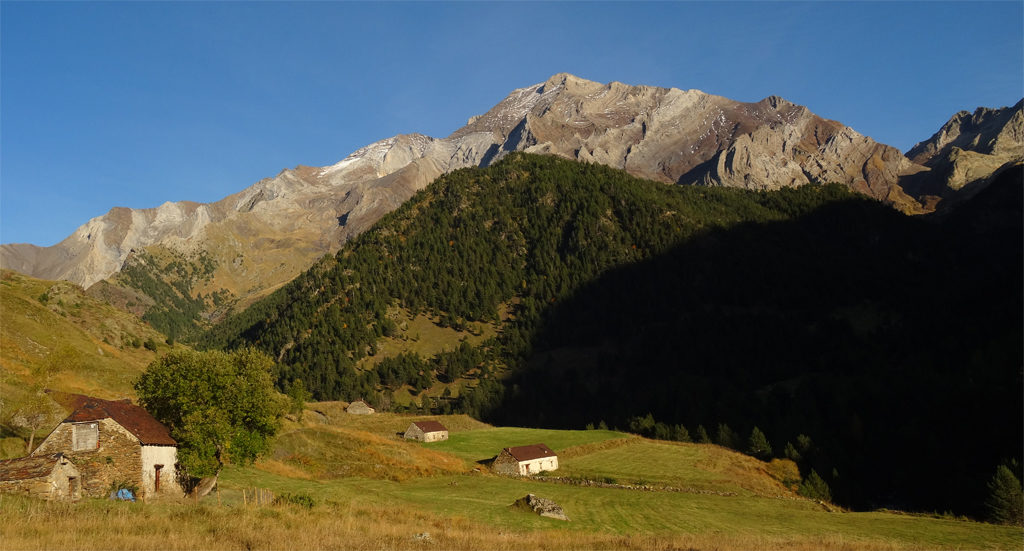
[{"xmin": 2, "ymin": 1, "xmax": 1021, "ymax": 247}]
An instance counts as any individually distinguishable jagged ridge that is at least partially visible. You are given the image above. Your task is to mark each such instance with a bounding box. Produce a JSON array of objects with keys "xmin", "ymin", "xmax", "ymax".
[{"xmin": 2, "ymin": 74, "xmax": 1019, "ymax": 335}]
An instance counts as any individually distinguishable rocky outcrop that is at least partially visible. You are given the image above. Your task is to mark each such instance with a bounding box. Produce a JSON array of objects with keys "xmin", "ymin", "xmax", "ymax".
[
  {"xmin": 2, "ymin": 74, "xmax": 1016, "ymax": 325},
  {"xmin": 456, "ymin": 74, "xmax": 926, "ymax": 205},
  {"xmin": 902, "ymin": 100, "xmax": 1024, "ymax": 200},
  {"xmin": 512, "ymin": 493, "xmax": 569, "ymax": 521},
  {"xmin": 907, "ymin": 100, "xmax": 1024, "ymax": 165}
]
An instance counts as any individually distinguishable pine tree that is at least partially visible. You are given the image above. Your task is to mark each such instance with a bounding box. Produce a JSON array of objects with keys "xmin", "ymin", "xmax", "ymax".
[
  {"xmin": 798, "ymin": 469, "xmax": 832, "ymax": 502},
  {"xmin": 715, "ymin": 423, "xmax": 739, "ymax": 450},
  {"xmin": 985, "ymin": 464, "xmax": 1024, "ymax": 525},
  {"xmin": 783, "ymin": 441, "xmax": 801, "ymax": 463},
  {"xmin": 695, "ymin": 424, "xmax": 711, "ymax": 444},
  {"xmin": 671, "ymin": 424, "xmax": 691, "ymax": 442},
  {"xmin": 747, "ymin": 426, "xmax": 773, "ymax": 460}
]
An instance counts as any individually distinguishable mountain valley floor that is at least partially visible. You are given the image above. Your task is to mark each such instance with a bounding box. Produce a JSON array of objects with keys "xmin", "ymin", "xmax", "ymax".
[{"xmin": 1, "ymin": 412, "xmax": 1018, "ymax": 551}]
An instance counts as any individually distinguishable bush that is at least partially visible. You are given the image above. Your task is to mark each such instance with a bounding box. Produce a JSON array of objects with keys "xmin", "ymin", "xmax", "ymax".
[
  {"xmin": 767, "ymin": 458, "xmax": 801, "ymax": 490},
  {"xmin": 273, "ymin": 492, "xmax": 315, "ymax": 510}
]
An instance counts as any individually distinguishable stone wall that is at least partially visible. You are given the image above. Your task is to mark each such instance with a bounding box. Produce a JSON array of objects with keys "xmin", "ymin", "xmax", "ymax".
[
  {"xmin": 34, "ymin": 419, "xmax": 142, "ymax": 498},
  {"xmin": 404, "ymin": 425, "xmax": 425, "ymax": 441},
  {"xmin": 492, "ymin": 451, "xmax": 520, "ymax": 475}
]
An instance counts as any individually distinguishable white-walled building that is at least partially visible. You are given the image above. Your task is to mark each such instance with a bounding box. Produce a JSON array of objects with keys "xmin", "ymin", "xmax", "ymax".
[
  {"xmin": 403, "ymin": 420, "xmax": 449, "ymax": 442},
  {"xmin": 492, "ymin": 443, "xmax": 558, "ymax": 476}
]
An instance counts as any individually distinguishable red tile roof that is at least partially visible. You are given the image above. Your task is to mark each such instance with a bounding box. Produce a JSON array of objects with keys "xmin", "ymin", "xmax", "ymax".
[
  {"xmin": 411, "ymin": 420, "xmax": 448, "ymax": 433},
  {"xmin": 50, "ymin": 392, "xmax": 177, "ymax": 446},
  {"xmin": 0, "ymin": 454, "xmax": 68, "ymax": 481},
  {"xmin": 505, "ymin": 443, "xmax": 556, "ymax": 462}
]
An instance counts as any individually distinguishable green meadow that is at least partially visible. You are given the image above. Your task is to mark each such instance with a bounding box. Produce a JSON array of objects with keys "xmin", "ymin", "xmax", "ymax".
[{"xmin": 2, "ymin": 411, "xmax": 1020, "ymax": 550}]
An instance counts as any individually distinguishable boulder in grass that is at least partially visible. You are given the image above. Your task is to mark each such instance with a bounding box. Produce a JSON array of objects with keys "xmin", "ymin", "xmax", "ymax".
[{"xmin": 512, "ymin": 493, "xmax": 569, "ymax": 521}]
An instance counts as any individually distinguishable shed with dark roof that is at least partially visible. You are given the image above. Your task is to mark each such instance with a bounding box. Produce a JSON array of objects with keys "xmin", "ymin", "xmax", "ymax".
[
  {"xmin": 32, "ymin": 393, "xmax": 182, "ymax": 499},
  {"xmin": 0, "ymin": 453, "xmax": 81, "ymax": 501},
  {"xmin": 492, "ymin": 444, "xmax": 558, "ymax": 476},
  {"xmin": 404, "ymin": 420, "xmax": 449, "ymax": 442}
]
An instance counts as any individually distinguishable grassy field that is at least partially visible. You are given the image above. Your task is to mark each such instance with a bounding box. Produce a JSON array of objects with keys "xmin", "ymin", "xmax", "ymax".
[
  {"xmin": 0, "ymin": 270, "xmax": 172, "ymax": 397},
  {"xmin": 557, "ymin": 438, "xmax": 795, "ymax": 496},
  {"xmin": 426, "ymin": 426, "xmax": 626, "ymax": 463},
  {"xmin": 295, "ymin": 405, "xmax": 490, "ymax": 437},
  {"xmin": 2, "ymin": 409, "xmax": 1021, "ymax": 550}
]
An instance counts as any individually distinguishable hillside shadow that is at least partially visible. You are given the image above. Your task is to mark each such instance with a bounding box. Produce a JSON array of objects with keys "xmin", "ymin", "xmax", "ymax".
[{"xmin": 488, "ymin": 168, "xmax": 1023, "ymax": 512}]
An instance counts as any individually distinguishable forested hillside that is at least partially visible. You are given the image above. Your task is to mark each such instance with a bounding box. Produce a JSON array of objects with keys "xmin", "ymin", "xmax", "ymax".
[
  {"xmin": 200, "ymin": 153, "xmax": 855, "ymax": 401},
  {"xmin": 201, "ymin": 154, "xmax": 1022, "ymax": 514}
]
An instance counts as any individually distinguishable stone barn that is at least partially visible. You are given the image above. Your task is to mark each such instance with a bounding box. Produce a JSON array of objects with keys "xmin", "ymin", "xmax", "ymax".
[
  {"xmin": 346, "ymin": 399, "xmax": 375, "ymax": 415},
  {"xmin": 32, "ymin": 393, "xmax": 182, "ymax": 499},
  {"xmin": 0, "ymin": 453, "xmax": 81, "ymax": 501},
  {"xmin": 492, "ymin": 444, "xmax": 558, "ymax": 476},
  {"xmin": 404, "ymin": 420, "xmax": 448, "ymax": 442}
]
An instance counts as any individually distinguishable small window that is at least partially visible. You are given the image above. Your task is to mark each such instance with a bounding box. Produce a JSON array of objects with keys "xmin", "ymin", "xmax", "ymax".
[{"xmin": 72, "ymin": 422, "xmax": 98, "ymax": 451}]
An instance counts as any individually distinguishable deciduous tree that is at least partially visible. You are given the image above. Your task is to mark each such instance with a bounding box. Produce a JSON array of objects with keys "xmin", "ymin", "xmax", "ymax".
[{"xmin": 135, "ymin": 349, "xmax": 288, "ymax": 492}]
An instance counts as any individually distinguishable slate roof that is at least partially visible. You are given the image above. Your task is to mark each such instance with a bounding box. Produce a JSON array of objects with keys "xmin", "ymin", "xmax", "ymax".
[
  {"xmin": 504, "ymin": 443, "xmax": 556, "ymax": 462},
  {"xmin": 49, "ymin": 392, "xmax": 177, "ymax": 446},
  {"xmin": 0, "ymin": 454, "xmax": 68, "ymax": 481},
  {"xmin": 411, "ymin": 420, "xmax": 448, "ymax": 433}
]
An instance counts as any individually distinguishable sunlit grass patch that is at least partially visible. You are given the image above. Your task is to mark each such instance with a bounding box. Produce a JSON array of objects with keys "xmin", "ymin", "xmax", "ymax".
[{"xmin": 428, "ymin": 427, "xmax": 625, "ymax": 463}]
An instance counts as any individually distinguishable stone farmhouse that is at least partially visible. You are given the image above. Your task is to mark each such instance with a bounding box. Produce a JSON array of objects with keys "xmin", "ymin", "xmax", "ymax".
[
  {"xmin": 404, "ymin": 420, "xmax": 449, "ymax": 442},
  {"xmin": 0, "ymin": 453, "xmax": 81, "ymax": 501},
  {"xmin": 32, "ymin": 393, "xmax": 182, "ymax": 499},
  {"xmin": 346, "ymin": 399, "xmax": 375, "ymax": 415},
  {"xmin": 492, "ymin": 443, "xmax": 558, "ymax": 476}
]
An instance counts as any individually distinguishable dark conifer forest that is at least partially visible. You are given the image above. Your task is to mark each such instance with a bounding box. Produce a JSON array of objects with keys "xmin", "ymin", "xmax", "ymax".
[{"xmin": 201, "ymin": 153, "xmax": 1022, "ymax": 515}]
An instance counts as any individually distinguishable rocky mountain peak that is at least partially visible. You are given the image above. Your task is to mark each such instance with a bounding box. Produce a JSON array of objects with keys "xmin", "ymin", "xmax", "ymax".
[
  {"xmin": 2, "ymin": 74, "xmax": 1016, "ymax": 331},
  {"xmin": 900, "ymin": 98, "xmax": 1023, "ymax": 199},
  {"xmin": 906, "ymin": 99, "xmax": 1023, "ymax": 165}
]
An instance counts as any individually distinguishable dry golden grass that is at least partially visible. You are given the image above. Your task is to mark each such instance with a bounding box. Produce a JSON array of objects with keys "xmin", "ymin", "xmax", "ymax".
[
  {"xmin": 0, "ymin": 493, "xmax": 973, "ymax": 551},
  {"xmin": 295, "ymin": 404, "xmax": 490, "ymax": 436},
  {"xmin": 262, "ymin": 425, "xmax": 470, "ymax": 481},
  {"xmin": 2, "ymin": 415, "xmax": 1018, "ymax": 551},
  {"xmin": 0, "ymin": 270, "xmax": 188, "ymax": 458}
]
